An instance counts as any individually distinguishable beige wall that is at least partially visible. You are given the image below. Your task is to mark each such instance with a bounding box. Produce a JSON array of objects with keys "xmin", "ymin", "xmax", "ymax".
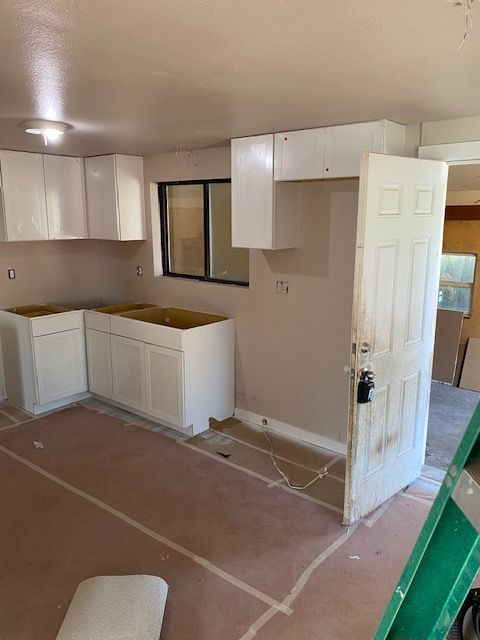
[
  {"xmin": 0, "ymin": 240, "xmax": 101, "ymax": 309},
  {"xmin": 421, "ymin": 115, "xmax": 480, "ymax": 146},
  {"xmin": 112, "ymin": 148, "xmax": 359, "ymax": 444}
]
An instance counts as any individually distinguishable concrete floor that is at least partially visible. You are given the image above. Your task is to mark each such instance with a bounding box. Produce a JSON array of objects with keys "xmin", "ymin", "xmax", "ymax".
[{"xmin": 426, "ymin": 381, "xmax": 480, "ymax": 470}]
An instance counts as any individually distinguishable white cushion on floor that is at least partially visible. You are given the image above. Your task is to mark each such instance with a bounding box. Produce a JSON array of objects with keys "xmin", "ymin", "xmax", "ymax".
[{"xmin": 55, "ymin": 575, "xmax": 168, "ymax": 640}]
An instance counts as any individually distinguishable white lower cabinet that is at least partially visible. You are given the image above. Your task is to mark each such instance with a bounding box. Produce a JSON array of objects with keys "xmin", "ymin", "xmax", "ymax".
[
  {"xmin": 85, "ymin": 309, "xmax": 235, "ymax": 436},
  {"xmin": 34, "ymin": 329, "xmax": 87, "ymax": 405},
  {"xmin": 0, "ymin": 309, "xmax": 88, "ymax": 414},
  {"xmin": 86, "ymin": 328, "xmax": 113, "ymax": 400},
  {"xmin": 145, "ymin": 344, "xmax": 184, "ymax": 427},
  {"xmin": 111, "ymin": 335, "xmax": 146, "ymax": 411}
]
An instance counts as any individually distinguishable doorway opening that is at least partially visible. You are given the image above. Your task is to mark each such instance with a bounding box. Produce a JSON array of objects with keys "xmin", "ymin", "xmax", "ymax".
[{"xmin": 426, "ymin": 163, "xmax": 480, "ymax": 476}]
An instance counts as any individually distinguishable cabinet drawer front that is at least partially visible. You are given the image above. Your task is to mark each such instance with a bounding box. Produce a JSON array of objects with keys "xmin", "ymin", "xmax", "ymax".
[
  {"xmin": 85, "ymin": 310, "xmax": 110, "ymax": 333},
  {"xmin": 274, "ymin": 128, "xmax": 325, "ymax": 181},
  {"xmin": 111, "ymin": 335, "xmax": 146, "ymax": 411},
  {"xmin": 31, "ymin": 311, "xmax": 84, "ymax": 337},
  {"xmin": 34, "ymin": 329, "xmax": 87, "ymax": 405},
  {"xmin": 145, "ymin": 344, "xmax": 185, "ymax": 427},
  {"xmin": 110, "ymin": 316, "xmax": 183, "ymax": 350}
]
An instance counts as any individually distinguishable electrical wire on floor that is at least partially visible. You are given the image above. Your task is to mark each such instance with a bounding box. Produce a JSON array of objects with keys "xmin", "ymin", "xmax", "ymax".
[{"xmin": 261, "ymin": 426, "xmax": 329, "ymax": 491}]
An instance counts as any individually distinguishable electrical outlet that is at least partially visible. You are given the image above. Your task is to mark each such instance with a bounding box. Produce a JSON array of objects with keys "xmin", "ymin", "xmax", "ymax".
[
  {"xmin": 276, "ymin": 280, "xmax": 289, "ymax": 294},
  {"xmin": 136, "ymin": 266, "xmax": 144, "ymax": 277},
  {"xmin": 7, "ymin": 268, "xmax": 15, "ymax": 280}
]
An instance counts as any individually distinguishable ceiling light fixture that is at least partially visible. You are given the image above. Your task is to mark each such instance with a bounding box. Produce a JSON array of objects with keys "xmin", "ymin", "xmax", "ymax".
[{"xmin": 21, "ymin": 119, "xmax": 71, "ymax": 146}]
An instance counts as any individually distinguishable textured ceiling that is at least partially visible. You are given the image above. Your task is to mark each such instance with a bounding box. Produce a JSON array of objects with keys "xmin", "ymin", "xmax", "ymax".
[{"xmin": 1, "ymin": 0, "xmax": 480, "ymax": 157}]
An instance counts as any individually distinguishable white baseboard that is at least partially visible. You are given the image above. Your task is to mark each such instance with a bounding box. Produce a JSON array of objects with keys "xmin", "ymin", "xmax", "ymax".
[{"xmin": 234, "ymin": 408, "xmax": 347, "ymax": 456}]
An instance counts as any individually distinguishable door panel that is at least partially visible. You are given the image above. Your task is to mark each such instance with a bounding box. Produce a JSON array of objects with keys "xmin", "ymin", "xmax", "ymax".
[
  {"xmin": 145, "ymin": 344, "xmax": 185, "ymax": 427},
  {"xmin": 344, "ymin": 153, "xmax": 448, "ymax": 524},
  {"xmin": 86, "ymin": 328, "xmax": 113, "ymax": 399},
  {"xmin": 274, "ymin": 128, "xmax": 325, "ymax": 181},
  {"xmin": 34, "ymin": 329, "xmax": 87, "ymax": 405},
  {"xmin": 85, "ymin": 155, "xmax": 119, "ymax": 240},
  {"xmin": 231, "ymin": 135, "xmax": 274, "ymax": 248},
  {"xmin": 111, "ymin": 335, "xmax": 145, "ymax": 411},
  {"xmin": 0, "ymin": 150, "xmax": 48, "ymax": 241},
  {"xmin": 324, "ymin": 121, "xmax": 383, "ymax": 178},
  {"xmin": 44, "ymin": 155, "xmax": 87, "ymax": 239}
]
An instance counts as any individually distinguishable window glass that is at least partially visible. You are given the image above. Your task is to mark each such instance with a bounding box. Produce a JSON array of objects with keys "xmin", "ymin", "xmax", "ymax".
[
  {"xmin": 166, "ymin": 184, "xmax": 205, "ymax": 277},
  {"xmin": 209, "ymin": 182, "xmax": 249, "ymax": 283},
  {"xmin": 438, "ymin": 285, "xmax": 472, "ymax": 314},
  {"xmin": 160, "ymin": 180, "xmax": 248, "ymax": 286},
  {"xmin": 439, "ymin": 254, "xmax": 476, "ymax": 284}
]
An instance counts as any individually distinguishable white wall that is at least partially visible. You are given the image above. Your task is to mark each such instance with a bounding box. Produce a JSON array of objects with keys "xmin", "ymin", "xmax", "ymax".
[
  {"xmin": 421, "ymin": 115, "xmax": 480, "ymax": 146},
  {"xmin": 111, "ymin": 148, "xmax": 359, "ymax": 445}
]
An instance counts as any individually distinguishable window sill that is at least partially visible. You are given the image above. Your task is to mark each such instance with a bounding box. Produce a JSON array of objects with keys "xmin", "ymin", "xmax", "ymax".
[{"xmin": 159, "ymin": 272, "xmax": 249, "ymax": 289}]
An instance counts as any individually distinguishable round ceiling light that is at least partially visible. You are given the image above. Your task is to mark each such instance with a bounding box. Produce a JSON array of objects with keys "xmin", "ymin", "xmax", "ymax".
[{"xmin": 20, "ymin": 119, "xmax": 72, "ymax": 146}]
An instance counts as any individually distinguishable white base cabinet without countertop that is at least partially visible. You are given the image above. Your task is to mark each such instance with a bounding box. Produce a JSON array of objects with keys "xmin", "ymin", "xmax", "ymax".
[
  {"xmin": 0, "ymin": 308, "xmax": 89, "ymax": 414},
  {"xmin": 85, "ymin": 308, "xmax": 234, "ymax": 436}
]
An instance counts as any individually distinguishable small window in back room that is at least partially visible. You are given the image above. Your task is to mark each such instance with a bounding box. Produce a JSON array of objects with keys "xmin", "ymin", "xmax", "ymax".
[
  {"xmin": 438, "ymin": 253, "xmax": 476, "ymax": 315},
  {"xmin": 159, "ymin": 180, "xmax": 249, "ymax": 286}
]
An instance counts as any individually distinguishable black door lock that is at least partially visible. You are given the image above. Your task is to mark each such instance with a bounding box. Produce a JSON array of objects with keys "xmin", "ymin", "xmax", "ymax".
[{"xmin": 358, "ymin": 369, "xmax": 375, "ymax": 404}]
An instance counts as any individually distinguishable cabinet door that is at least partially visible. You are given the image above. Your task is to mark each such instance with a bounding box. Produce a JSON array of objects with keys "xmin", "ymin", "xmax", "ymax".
[
  {"xmin": 324, "ymin": 121, "xmax": 384, "ymax": 178},
  {"xmin": 0, "ymin": 150, "xmax": 48, "ymax": 241},
  {"xmin": 231, "ymin": 135, "xmax": 274, "ymax": 249},
  {"xmin": 34, "ymin": 329, "xmax": 87, "ymax": 405},
  {"xmin": 145, "ymin": 344, "xmax": 185, "ymax": 427},
  {"xmin": 274, "ymin": 128, "xmax": 325, "ymax": 181},
  {"xmin": 85, "ymin": 155, "xmax": 119, "ymax": 240},
  {"xmin": 44, "ymin": 155, "xmax": 87, "ymax": 239},
  {"xmin": 86, "ymin": 328, "xmax": 113, "ymax": 399},
  {"xmin": 111, "ymin": 335, "xmax": 145, "ymax": 411},
  {"xmin": 116, "ymin": 155, "xmax": 146, "ymax": 240}
]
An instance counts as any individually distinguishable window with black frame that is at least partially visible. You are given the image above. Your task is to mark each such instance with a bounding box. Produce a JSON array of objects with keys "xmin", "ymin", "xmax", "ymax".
[{"xmin": 158, "ymin": 180, "xmax": 249, "ymax": 286}]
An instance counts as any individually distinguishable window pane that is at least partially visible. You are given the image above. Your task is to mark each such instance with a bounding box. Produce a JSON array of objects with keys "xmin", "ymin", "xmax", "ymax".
[
  {"xmin": 209, "ymin": 183, "xmax": 249, "ymax": 283},
  {"xmin": 438, "ymin": 285, "xmax": 472, "ymax": 313},
  {"xmin": 440, "ymin": 254, "xmax": 476, "ymax": 284},
  {"xmin": 167, "ymin": 184, "xmax": 205, "ymax": 277}
]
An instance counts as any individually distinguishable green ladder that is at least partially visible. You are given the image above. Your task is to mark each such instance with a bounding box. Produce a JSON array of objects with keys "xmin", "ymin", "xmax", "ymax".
[{"xmin": 375, "ymin": 402, "xmax": 480, "ymax": 640}]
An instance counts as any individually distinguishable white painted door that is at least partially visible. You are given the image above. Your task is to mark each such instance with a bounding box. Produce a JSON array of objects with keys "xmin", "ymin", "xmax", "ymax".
[
  {"xmin": 145, "ymin": 344, "xmax": 185, "ymax": 427},
  {"xmin": 324, "ymin": 121, "xmax": 384, "ymax": 178},
  {"xmin": 0, "ymin": 150, "xmax": 49, "ymax": 241},
  {"xmin": 274, "ymin": 128, "xmax": 325, "ymax": 181},
  {"xmin": 86, "ymin": 328, "xmax": 113, "ymax": 399},
  {"xmin": 34, "ymin": 329, "xmax": 88, "ymax": 405},
  {"xmin": 231, "ymin": 134, "xmax": 274, "ymax": 249},
  {"xmin": 111, "ymin": 335, "xmax": 146, "ymax": 411},
  {"xmin": 344, "ymin": 153, "xmax": 448, "ymax": 525},
  {"xmin": 85, "ymin": 155, "xmax": 119, "ymax": 240},
  {"xmin": 44, "ymin": 155, "xmax": 88, "ymax": 239}
]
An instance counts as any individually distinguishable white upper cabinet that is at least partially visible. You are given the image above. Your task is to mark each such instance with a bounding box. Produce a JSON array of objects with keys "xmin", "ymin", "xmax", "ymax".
[
  {"xmin": 324, "ymin": 121, "xmax": 384, "ymax": 178},
  {"xmin": 0, "ymin": 150, "xmax": 49, "ymax": 241},
  {"xmin": 231, "ymin": 134, "xmax": 299, "ymax": 250},
  {"xmin": 43, "ymin": 155, "xmax": 88, "ymax": 239},
  {"xmin": 274, "ymin": 128, "xmax": 325, "ymax": 181},
  {"xmin": 273, "ymin": 120, "xmax": 406, "ymax": 181},
  {"xmin": 85, "ymin": 154, "xmax": 146, "ymax": 241}
]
